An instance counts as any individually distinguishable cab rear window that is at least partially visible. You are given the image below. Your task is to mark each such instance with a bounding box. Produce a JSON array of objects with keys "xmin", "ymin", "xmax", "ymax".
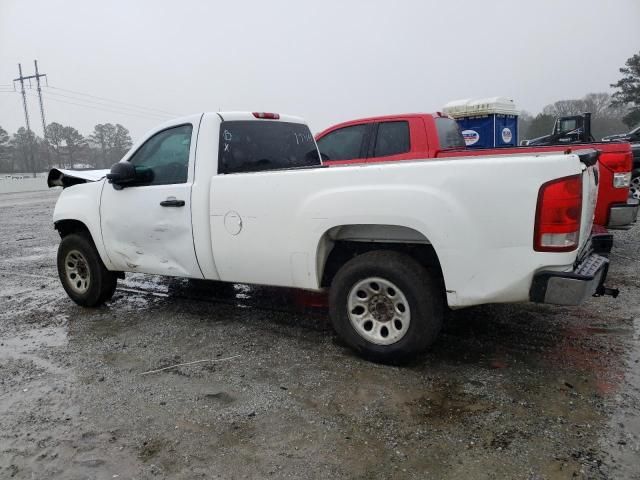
[
  {"xmin": 435, "ymin": 117, "xmax": 465, "ymax": 149},
  {"xmin": 218, "ymin": 121, "xmax": 321, "ymax": 174}
]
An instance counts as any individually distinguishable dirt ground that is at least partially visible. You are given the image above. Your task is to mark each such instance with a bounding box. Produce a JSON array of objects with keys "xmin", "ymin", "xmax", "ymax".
[{"xmin": 1, "ymin": 188, "xmax": 639, "ymax": 480}]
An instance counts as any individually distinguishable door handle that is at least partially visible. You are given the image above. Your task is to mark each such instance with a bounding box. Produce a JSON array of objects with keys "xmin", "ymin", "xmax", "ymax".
[{"xmin": 160, "ymin": 198, "xmax": 185, "ymax": 207}]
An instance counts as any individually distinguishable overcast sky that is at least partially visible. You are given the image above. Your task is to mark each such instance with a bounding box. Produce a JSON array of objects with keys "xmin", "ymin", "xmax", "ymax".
[{"xmin": 1, "ymin": 0, "xmax": 639, "ymax": 140}]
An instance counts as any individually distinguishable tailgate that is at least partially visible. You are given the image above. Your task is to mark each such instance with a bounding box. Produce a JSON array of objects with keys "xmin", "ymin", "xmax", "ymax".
[{"xmin": 577, "ymin": 150, "xmax": 599, "ymax": 251}]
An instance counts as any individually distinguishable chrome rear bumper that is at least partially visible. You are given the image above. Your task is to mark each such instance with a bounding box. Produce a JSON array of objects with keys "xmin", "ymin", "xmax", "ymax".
[
  {"xmin": 607, "ymin": 198, "xmax": 639, "ymax": 229},
  {"xmin": 530, "ymin": 253, "xmax": 614, "ymax": 305}
]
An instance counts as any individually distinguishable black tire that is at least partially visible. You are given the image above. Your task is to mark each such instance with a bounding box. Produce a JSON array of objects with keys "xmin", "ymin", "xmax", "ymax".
[
  {"xmin": 57, "ymin": 233, "xmax": 117, "ymax": 307},
  {"xmin": 630, "ymin": 168, "xmax": 640, "ymax": 201},
  {"xmin": 329, "ymin": 250, "xmax": 444, "ymax": 363}
]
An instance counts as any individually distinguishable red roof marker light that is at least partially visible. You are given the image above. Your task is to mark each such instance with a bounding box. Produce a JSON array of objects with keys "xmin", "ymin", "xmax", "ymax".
[{"xmin": 252, "ymin": 112, "xmax": 280, "ymax": 120}]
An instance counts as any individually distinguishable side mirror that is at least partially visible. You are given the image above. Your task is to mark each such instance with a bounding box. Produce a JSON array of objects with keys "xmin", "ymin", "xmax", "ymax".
[{"xmin": 106, "ymin": 162, "xmax": 136, "ymax": 189}]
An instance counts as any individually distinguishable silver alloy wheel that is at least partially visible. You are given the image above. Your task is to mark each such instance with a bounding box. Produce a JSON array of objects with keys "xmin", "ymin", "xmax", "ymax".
[
  {"xmin": 631, "ymin": 175, "xmax": 640, "ymax": 201},
  {"xmin": 64, "ymin": 249, "xmax": 91, "ymax": 294},
  {"xmin": 347, "ymin": 277, "xmax": 411, "ymax": 345}
]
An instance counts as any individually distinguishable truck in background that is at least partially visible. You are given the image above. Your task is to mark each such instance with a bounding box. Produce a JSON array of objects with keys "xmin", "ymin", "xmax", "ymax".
[
  {"xmin": 316, "ymin": 113, "xmax": 638, "ymax": 230},
  {"xmin": 521, "ymin": 112, "xmax": 596, "ymax": 147},
  {"xmin": 601, "ymin": 126, "xmax": 639, "ymax": 201},
  {"xmin": 631, "ymin": 143, "xmax": 640, "ymax": 201}
]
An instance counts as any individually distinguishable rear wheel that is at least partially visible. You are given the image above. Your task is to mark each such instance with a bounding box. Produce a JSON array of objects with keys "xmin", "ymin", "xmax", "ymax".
[
  {"xmin": 329, "ymin": 250, "xmax": 443, "ymax": 363},
  {"xmin": 57, "ymin": 233, "xmax": 117, "ymax": 307},
  {"xmin": 630, "ymin": 169, "xmax": 640, "ymax": 201}
]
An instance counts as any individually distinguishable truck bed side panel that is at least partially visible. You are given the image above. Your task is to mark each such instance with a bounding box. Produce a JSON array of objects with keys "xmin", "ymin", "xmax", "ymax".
[
  {"xmin": 209, "ymin": 154, "xmax": 586, "ymax": 308},
  {"xmin": 438, "ymin": 142, "xmax": 632, "ymax": 226}
]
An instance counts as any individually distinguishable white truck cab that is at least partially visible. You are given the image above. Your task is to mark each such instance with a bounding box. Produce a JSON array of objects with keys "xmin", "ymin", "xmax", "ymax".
[{"xmin": 48, "ymin": 112, "xmax": 616, "ymax": 362}]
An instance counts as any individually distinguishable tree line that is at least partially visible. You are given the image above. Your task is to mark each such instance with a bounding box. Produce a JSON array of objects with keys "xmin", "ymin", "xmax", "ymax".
[
  {"xmin": 1, "ymin": 51, "xmax": 638, "ymax": 173},
  {"xmin": 0, "ymin": 122, "xmax": 133, "ymax": 174}
]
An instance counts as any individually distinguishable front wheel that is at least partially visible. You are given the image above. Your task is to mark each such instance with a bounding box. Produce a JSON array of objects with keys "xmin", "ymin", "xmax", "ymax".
[
  {"xmin": 57, "ymin": 233, "xmax": 117, "ymax": 307},
  {"xmin": 329, "ymin": 250, "xmax": 444, "ymax": 363}
]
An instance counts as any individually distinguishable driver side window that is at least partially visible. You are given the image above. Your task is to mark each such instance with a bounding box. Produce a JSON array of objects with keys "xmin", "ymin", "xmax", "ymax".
[{"xmin": 128, "ymin": 124, "xmax": 193, "ymax": 186}]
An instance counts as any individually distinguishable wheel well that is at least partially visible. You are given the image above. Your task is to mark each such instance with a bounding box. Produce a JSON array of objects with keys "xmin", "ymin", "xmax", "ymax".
[
  {"xmin": 54, "ymin": 219, "xmax": 91, "ymax": 239},
  {"xmin": 55, "ymin": 219, "xmax": 124, "ymax": 279},
  {"xmin": 320, "ymin": 240, "xmax": 444, "ymax": 288}
]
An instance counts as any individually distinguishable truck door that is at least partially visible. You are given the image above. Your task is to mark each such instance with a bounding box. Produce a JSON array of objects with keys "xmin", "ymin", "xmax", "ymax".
[
  {"xmin": 100, "ymin": 123, "xmax": 203, "ymax": 278},
  {"xmin": 368, "ymin": 120, "xmax": 413, "ymax": 162},
  {"xmin": 316, "ymin": 123, "xmax": 371, "ymax": 164}
]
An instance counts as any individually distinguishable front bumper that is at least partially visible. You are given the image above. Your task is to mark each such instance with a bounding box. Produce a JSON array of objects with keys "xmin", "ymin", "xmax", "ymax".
[
  {"xmin": 606, "ymin": 198, "xmax": 639, "ymax": 229},
  {"xmin": 530, "ymin": 253, "xmax": 611, "ymax": 305}
]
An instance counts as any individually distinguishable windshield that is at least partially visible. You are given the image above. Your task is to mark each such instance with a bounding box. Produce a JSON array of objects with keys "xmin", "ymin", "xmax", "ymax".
[
  {"xmin": 557, "ymin": 118, "xmax": 578, "ymax": 133},
  {"xmin": 218, "ymin": 121, "xmax": 321, "ymax": 174}
]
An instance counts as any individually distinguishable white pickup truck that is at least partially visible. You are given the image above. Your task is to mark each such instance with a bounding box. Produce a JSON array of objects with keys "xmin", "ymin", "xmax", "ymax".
[{"xmin": 48, "ymin": 111, "xmax": 615, "ymax": 362}]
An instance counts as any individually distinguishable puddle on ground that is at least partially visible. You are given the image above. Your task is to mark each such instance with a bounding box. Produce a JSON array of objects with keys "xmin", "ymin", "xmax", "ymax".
[
  {"xmin": 1, "ymin": 323, "xmax": 68, "ymax": 352},
  {"xmin": 0, "ymin": 322, "xmax": 68, "ymax": 375}
]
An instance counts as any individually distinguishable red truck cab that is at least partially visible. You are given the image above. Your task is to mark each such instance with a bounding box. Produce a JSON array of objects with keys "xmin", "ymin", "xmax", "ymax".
[{"xmin": 316, "ymin": 113, "xmax": 638, "ymax": 229}]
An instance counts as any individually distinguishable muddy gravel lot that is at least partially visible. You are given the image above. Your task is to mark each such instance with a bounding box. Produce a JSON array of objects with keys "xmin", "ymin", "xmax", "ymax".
[{"xmin": 0, "ymin": 188, "xmax": 639, "ymax": 479}]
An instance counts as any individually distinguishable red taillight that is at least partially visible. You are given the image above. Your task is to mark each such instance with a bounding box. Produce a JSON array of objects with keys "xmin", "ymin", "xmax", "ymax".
[
  {"xmin": 602, "ymin": 152, "xmax": 632, "ymax": 188},
  {"xmin": 252, "ymin": 112, "xmax": 280, "ymax": 119},
  {"xmin": 534, "ymin": 174, "xmax": 582, "ymax": 252},
  {"xmin": 602, "ymin": 152, "xmax": 632, "ymax": 173}
]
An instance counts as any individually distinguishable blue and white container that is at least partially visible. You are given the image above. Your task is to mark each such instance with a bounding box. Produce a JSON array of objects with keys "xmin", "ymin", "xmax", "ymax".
[{"xmin": 443, "ymin": 97, "xmax": 518, "ymax": 148}]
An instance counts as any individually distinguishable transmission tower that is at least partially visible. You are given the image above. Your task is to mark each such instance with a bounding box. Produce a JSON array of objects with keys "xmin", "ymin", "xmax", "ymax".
[
  {"xmin": 13, "ymin": 61, "xmax": 50, "ymax": 174},
  {"xmin": 33, "ymin": 60, "xmax": 48, "ymax": 139},
  {"xmin": 14, "ymin": 63, "xmax": 32, "ymax": 134}
]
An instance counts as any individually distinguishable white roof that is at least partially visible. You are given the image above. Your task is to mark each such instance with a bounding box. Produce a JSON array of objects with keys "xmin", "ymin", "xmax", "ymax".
[
  {"xmin": 218, "ymin": 111, "xmax": 306, "ymax": 124},
  {"xmin": 443, "ymin": 97, "xmax": 518, "ymax": 117}
]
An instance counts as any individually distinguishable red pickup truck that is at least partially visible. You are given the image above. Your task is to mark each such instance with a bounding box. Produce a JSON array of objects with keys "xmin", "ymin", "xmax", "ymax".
[{"xmin": 316, "ymin": 113, "xmax": 638, "ymax": 229}]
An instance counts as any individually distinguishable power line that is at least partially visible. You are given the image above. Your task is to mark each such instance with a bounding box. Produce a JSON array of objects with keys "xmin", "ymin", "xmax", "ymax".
[
  {"xmin": 27, "ymin": 91, "xmax": 173, "ymax": 121},
  {"xmin": 44, "ymin": 85, "xmax": 180, "ymax": 116},
  {"xmin": 37, "ymin": 89, "xmax": 171, "ymax": 119},
  {"xmin": 40, "ymin": 92, "xmax": 170, "ymax": 120}
]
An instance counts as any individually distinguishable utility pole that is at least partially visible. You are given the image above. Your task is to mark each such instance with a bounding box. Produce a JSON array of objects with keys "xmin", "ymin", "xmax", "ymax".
[
  {"xmin": 13, "ymin": 61, "xmax": 49, "ymax": 176},
  {"xmin": 13, "ymin": 63, "xmax": 35, "ymax": 177},
  {"xmin": 15, "ymin": 63, "xmax": 31, "ymax": 134},
  {"xmin": 33, "ymin": 60, "xmax": 51, "ymax": 169},
  {"xmin": 34, "ymin": 61, "xmax": 48, "ymax": 138}
]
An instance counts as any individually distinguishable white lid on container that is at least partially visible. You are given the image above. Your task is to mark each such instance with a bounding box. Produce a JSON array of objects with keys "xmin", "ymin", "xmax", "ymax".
[
  {"xmin": 443, "ymin": 97, "xmax": 518, "ymax": 118},
  {"xmin": 440, "ymin": 98, "xmax": 472, "ymax": 117}
]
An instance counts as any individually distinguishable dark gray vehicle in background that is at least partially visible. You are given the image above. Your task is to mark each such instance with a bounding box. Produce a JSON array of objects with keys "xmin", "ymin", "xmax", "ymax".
[{"xmin": 602, "ymin": 125, "xmax": 640, "ymax": 143}]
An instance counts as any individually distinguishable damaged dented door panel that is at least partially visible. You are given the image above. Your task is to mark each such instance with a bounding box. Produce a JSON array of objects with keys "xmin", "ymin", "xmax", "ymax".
[{"xmin": 99, "ymin": 120, "xmax": 203, "ymax": 278}]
